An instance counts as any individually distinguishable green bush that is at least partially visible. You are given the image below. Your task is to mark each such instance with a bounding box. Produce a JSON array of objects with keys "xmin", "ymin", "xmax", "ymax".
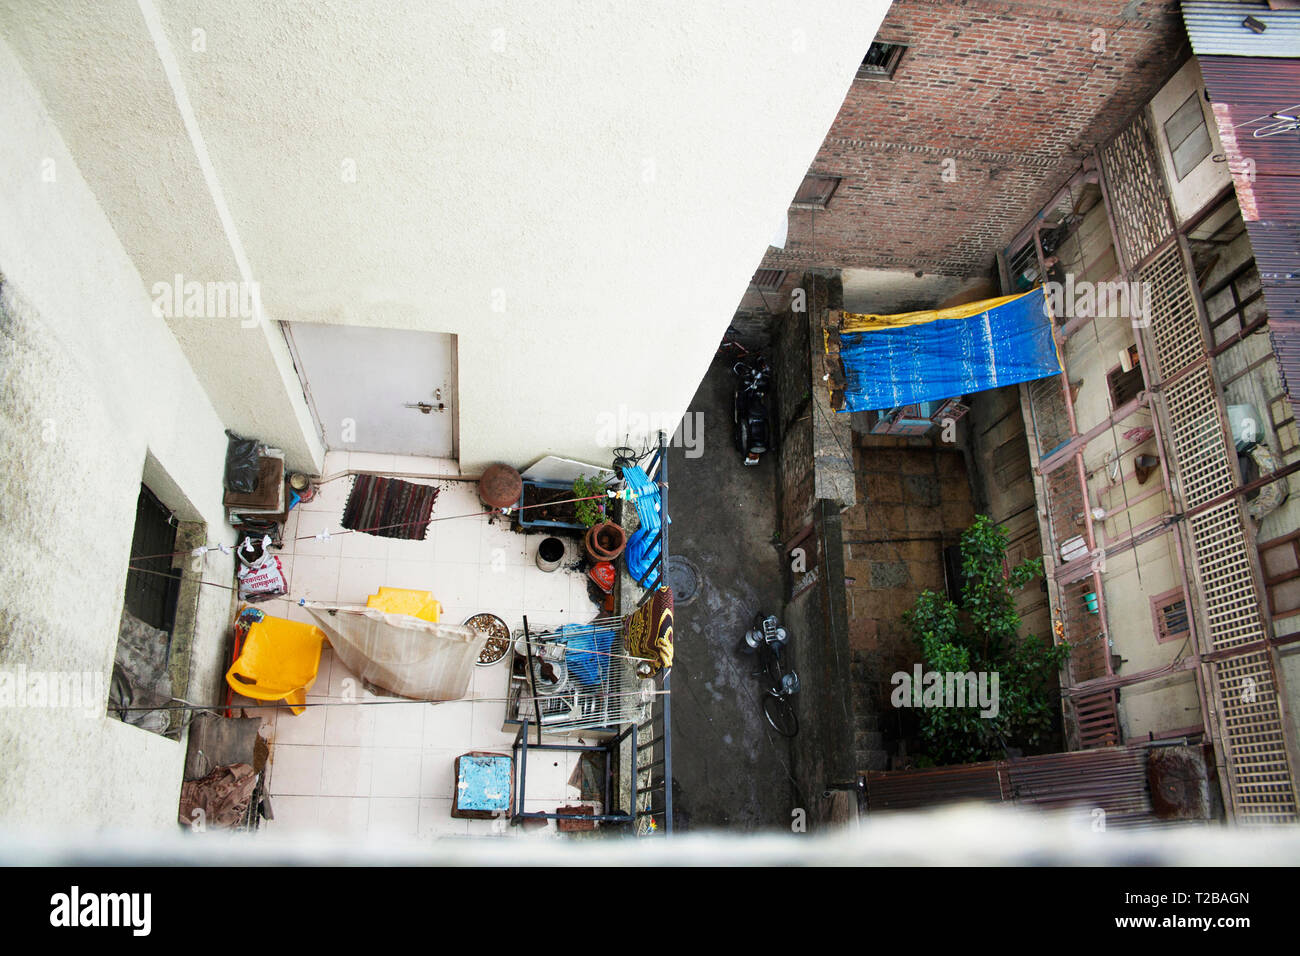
[
  {"xmin": 902, "ymin": 514, "xmax": 1069, "ymax": 764},
  {"xmin": 572, "ymin": 474, "xmax": 607, "ymax": 529}
]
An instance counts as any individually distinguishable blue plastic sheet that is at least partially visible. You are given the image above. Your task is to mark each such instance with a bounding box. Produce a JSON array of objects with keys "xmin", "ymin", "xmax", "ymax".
[
  {"xmin": 838, "ymin": 289, "xmax": 1061, "ymax": 412},
  {"xmin": 558, "ymin": 623, "xmax": 614, "ymax": 686}
]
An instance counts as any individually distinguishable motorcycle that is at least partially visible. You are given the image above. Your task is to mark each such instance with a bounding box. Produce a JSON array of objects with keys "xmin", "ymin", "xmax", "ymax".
[{"xmin": 732, "ymin": 355, "xmax": 772, "ymax": 466}]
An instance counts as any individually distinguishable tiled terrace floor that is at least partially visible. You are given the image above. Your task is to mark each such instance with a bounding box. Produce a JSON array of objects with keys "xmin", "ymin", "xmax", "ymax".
[{"xmin": 238, "ymin": 452, "xmax": 605, "ymax": 839}]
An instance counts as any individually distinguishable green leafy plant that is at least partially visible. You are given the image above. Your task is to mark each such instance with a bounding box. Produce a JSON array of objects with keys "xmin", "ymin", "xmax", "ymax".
[
  {"xmin": 902, "ymin": 514, "xmax": 1070, "ymax": 764},
  {"xmin": 572, "ymin": 474, "xmax": 607, "ymax": 529}
]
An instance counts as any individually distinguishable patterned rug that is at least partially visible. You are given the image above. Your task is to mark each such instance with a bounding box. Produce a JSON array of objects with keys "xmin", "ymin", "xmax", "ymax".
[{"xmin": 341, "ymin": 475, "xmax": 439, "ymax": 540}]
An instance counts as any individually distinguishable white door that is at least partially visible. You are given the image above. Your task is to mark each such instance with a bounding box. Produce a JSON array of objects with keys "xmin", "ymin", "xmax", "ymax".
[{"xmin": 285, "ymin": 323, "xmax": 456, "ymax": 458}]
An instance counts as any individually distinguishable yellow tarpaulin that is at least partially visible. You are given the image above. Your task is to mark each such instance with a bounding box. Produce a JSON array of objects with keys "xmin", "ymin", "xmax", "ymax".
[{"xmin": 840, "ymin": 291, "xmax": 1038, "ymax": 333}]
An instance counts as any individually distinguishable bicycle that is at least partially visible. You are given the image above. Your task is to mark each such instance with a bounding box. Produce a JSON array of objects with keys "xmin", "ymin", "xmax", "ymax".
[{"xmin": 740, "ymin": 614, "xmax": 800, "ymax": 737}]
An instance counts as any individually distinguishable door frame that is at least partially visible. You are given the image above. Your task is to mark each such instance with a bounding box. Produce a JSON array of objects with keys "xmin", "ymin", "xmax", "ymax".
[{"xmin": 280, "ymin": 321, "xmax": 459, "ymax": 460}]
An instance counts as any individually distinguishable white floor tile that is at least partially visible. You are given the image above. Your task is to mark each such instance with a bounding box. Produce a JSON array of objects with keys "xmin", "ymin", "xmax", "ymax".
[
  {"xmin": 317, "ymin": 796, "xmax": 370, "ymax": 834},
  {"xmin": 290, "ymin": 555, "xmax": 341, "ymax": 604},
  {"xmin": 369, "ymin": 797, "xmax": 419, "ymax": 838},
  {"xmin": 270, "ymin": 596, "xmax": 318, "ymax": 627},
  {"xmin": 471, "ymin": 659, "xmax": 512, "ymax": 698},
  {"xmin": 320, "ymin": 746, "xmax": 374, "ymax": 797},
  {"xmin": 294, "ymin": 511, "xmax": 344, "ymax": 558},
  {"xmin": 436, "ymin": 480, "xmax": 482, "ymax": 514},
  {"xmin": 268, "ymin": 744, "xmax": 323, "ymax": 796},
  {"xmin": 371, "ymin": 748, "xmax": 422, "ymax": 798},
  {"xmin": 338, "ymin": 526, "xmax": 389, "ymax": 561},
  {"xmin": 419, "ymin": 750, "xmax": 459, "ymax": 801},
  {"xmin": 471, "ymin": 701, "xmax": 517, "ymax": 749},
  {"xmin": 386, "ymin": 534, "xmax": 438, "ymax": 565},
  {"xmin": 325, "ymin": 655, "xmax": 375, "ymax": 701},
  {"xmin": 478, "ymin": 564, "xmax": 525, "ymax": 612},
  {"xmin": 336, "ymin": 557, "xmax": 389, "ymax": 604},
  {"xmin": 301, "ymin": 474, "xmax": 352, "ymax": 515},
  {"xmin": 347, "ymin": 452, "xmax": 397, "ymax": 474},
  {"xmin": 246, "ymin": 472, "xmax": 636, "ymax": 841},
  {"xmin": 322, "ymin": 450, "xmax": 350, "ymax": 475},
  {"xmin": 266, "ymin": 795, "xmax": 318, "ymax": 831},
  {"xmin": 481, "ymin": 519, "xmax": 527, "ymax": 566},
  {"xmin": 465, "ymin": 814, "xmax": 513, "ymax": 838},
  {"xmin": 520, "ymin": 752, "xmax": 574, "ymax": 801},
  {"xmin": 523, "ymin": 567, "xmax": 573, "ymax": 614},
  {"xmin": 324, "ymin": 701, "xmax": 377, "ymax": 747},
  {"xmin": 418, "ymin": 798, "xmax": 468, "ymax": 838},
  {"xmin": 440, "ymin": 605, "xmax": 477, "ymax": 628},
  {"xmin": 423, "ymin": 701, "xmax": 472, "ymax": 748},
  {"xmin": 426, "ymin": 562, "xmax": 479, "ymax": 608},
  {"xmin": 384, "ymin": 558, "xmax": 440, "ymax": 593},
  {"xmin": 434, "ymin": 511, "xmax": 484, "ymax": 559},
  {"xmin": 274, "ymin": 695, "xmax": 329, "ymax": 746},
  {"xmin": 569, "ymin": 575, "xmax": 603, "ymax": 615},
  {"xmin": 279, "ymin": 512, "xmax": 300, "ymax": 553},
  {"xmin": 372, "ymin": 700, "xmax": 425, "ymax": 749}
]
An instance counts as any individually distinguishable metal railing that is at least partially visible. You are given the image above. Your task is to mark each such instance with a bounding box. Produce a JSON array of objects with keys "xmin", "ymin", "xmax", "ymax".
[
  {"xmin": 629, "ymin": 432, "xmax": 670, "ymax": 595},
  {"xmin": 631, "ymin": 431, "xmax": 672, "ymax": 834},
  {"xmin": 634, "ymin": 670, "xmax": 672, "ymax": 834}
]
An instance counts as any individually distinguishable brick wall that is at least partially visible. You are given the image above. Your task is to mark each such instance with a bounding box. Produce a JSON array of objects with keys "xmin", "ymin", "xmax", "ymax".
[
  {"xmin": 843, "ymin": 439, "xmax": 977, "ymax": 733},
  {"xmin": 762, "ymin": 0, "xmax": 1188, "ymax": 279}
]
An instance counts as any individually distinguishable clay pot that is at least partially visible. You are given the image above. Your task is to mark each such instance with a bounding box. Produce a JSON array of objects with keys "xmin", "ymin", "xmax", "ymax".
[
  {"xmin": 584, "ymin": 521, "xmax": 627, "ymax": 562},
  {"xmin": 478, "ymin": 463, "xmax": 522, "ymax": 510}
]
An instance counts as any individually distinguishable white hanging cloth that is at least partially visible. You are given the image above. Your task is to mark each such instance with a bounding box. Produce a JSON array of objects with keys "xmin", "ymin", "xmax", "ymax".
[{"xmin": 303, "ymin": 602, "xmax": 486, "ymax": 701}]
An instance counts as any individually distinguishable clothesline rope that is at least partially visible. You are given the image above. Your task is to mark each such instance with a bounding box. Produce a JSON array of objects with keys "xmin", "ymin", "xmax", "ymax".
[
  {"xmin": 126, "ymin": 488, "xmax": 643, "ymax": 564},
  {"xmin": 112, "ymin": 685, "xmax": 670, "ymax": 714},
  {"xmin": 122, "ymin": 565, "xmax": 653, "ymax": 665}
]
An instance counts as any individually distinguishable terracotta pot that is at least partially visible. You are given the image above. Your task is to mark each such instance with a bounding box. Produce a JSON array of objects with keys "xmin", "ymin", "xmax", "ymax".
[{"xmin": 584, "ymin": 521, "xmax": 626, "ymax": 562}]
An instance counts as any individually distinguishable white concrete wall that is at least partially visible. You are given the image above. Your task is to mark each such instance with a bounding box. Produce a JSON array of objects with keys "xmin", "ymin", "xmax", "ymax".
[
  {"xmin": 841, "ymin": 268, "xmax": 989, "ymax": 315},
  {"xmin": 0, "ymin": 35, "xmax": 235, "ymax": 832},
  {"xmin": 0, "ymin": 0, "xmax": 894, "ymax": 476},
  {"xmin": 0, "ymin": 1, "xmax": 892, "ymax": 474}
]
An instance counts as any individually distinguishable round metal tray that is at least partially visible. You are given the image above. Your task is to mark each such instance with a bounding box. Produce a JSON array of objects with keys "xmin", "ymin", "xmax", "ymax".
[{"xmin": 465, "ymin": 612, "xmax": 511, "ymax": 666}]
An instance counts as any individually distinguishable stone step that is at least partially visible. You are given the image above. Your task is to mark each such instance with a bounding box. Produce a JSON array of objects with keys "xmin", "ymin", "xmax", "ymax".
[
  {"xmin": 858, "ymin": 749, "xmax": 889, "ymax": 772},
  {"xmin": 854, "ymin": 730, "xmax": 883, "ymax": 751},
  {"xmin": 855, "ymin": 713, "xmax": 880, "ymax": 732}
]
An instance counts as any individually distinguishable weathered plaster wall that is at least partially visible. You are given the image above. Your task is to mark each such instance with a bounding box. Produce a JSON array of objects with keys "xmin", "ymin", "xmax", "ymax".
[{"xmin": 0, "ymin": 35, "xmax": 234, "ymax": 832}]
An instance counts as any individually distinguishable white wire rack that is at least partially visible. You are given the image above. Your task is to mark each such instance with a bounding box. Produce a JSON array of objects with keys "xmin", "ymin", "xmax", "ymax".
[{"xmin": 508, "ymin": 618, "xmax": 653, "ymax": 733}]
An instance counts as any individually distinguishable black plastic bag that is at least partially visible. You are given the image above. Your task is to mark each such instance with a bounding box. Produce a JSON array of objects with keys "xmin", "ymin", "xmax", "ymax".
[{"xmin": 224, "ymin": 429, "xmax": 261, "ymax": 493}]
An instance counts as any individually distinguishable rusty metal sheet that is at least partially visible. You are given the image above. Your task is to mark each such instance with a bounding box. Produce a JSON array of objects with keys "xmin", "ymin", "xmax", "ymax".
[{"xmin": 1197, "ymin": 55, "xmax": 1300, "ymax": 402}]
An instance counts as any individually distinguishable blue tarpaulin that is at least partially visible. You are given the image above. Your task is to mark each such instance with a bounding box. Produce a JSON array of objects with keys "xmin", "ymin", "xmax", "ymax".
[{"xmin": 837, "ymin": 288, "xmax": 1061, "ymax": 413}]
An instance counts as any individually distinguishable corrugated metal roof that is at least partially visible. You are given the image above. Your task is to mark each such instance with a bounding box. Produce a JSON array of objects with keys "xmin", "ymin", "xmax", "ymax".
[
  {"xmin": 1197, "ymin": 54, "xmax": 1300, "ymax": 398},
  {"xmin": 1183, "ymin": 2, "xmax": 1300, "ymax": 57},
  {"xmin": 863, "ymin": 745, "xmax": 1217, "ymax": 826},
  {"xmin": 864, "ymin": 761, "xmax": 1008, "ymax": 812}
]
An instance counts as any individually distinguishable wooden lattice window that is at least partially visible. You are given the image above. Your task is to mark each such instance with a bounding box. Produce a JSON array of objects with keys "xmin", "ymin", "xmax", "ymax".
[
  {"xmin": 751, "ymin": 269, "xmax": 786, "ymax": 291},
  {"xmin": 1151, "ymin": 588, "xmax": 1191, "ymax": 644},
  {"xmin": 1106, "ymin": 345, "xmax": 1143, "ymax": 410},
  {"xmin": 792, "ymin": 174, "xmax": 841, "ymax": 208},
  {"xmin": 857, "ymin": 42, "xmax": 906, "ymax": 80}
]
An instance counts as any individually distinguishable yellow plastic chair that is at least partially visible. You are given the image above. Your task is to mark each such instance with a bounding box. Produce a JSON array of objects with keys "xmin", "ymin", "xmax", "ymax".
[
  {"xmin": 365, "ymin": 587, "xmax": 441, "ymax": 622},
  {"xmin": 225, "ymin": 612, "xmax": 326, "ymax": 716}
]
